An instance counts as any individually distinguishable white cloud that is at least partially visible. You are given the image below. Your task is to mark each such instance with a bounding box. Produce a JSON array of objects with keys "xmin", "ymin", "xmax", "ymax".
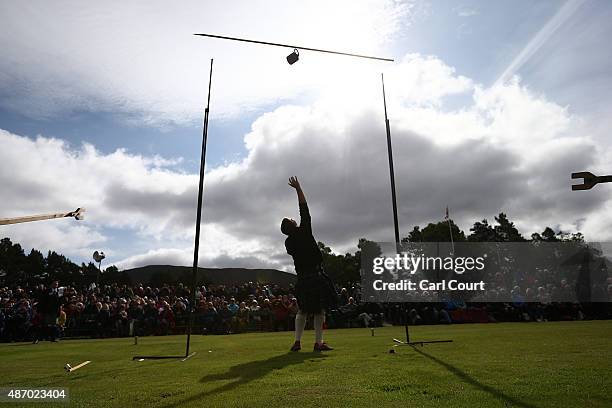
[
  {"xmin": 114, "ymin": 246, "xmax": 286, "ymax": 271},
  {"xmin": 457, "ymin": 8, "xmax": 478, "ymax": 18},
  {"xmin": 113, "ymin": 248, "xmax": 191, "ymax": 270},
  {"xmin": 386, "ymin": 54, "xmax": 474, "ymax": 106},
  {"xmin": 1, "ymin": 53, "xmax": 610, "ymax": 270},
  {"xmin": 0, "ymin": 0, "xmax": 414, "ymax": 126},
  {"xmin": 495, "ymin": 0, "xmax": 587, "ymax": 86},
  {"xmin": 1, "ymin": 222, "xmax": 106, "ymax": 261}
]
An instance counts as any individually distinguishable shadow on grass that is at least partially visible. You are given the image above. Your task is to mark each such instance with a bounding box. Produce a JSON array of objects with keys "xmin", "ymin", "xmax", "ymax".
[
  {"xmin": 411, "ymin": 347, "xmax": 539, "ymax": 408},
  {"xmin": 4, "ymin": 342, "xmax": 49, "ymax": 346},
  {"xmin": 160, "ymin": 352, "xmax": 327, "ymax": 408}
]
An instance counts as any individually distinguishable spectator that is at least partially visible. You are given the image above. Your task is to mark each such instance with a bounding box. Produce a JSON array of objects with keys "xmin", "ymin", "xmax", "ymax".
[
  {"xmin": 96, "ymin": 303, "xmax": 111, "ymax": 337},
  {"xmin": 0, "ymin": 274, "xmax": 608, "ymax": 342},
  {"xmin": 236, "ymin": 301, "xmax": 250, "ymax": 332},
  {"xmin": 218, "ymin": 301, "xmax": 233, "ymax": 334},
  {"xmin": 57, "ymin": 305, "xmax": 67, "ymax": 337},
  {"xmin": 272, "ymin": 297, "xmax": 289, "ymax": 331}
]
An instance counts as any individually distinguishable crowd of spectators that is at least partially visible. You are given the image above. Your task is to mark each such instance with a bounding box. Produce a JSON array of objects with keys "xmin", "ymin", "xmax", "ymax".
[
  {"xmin": 373, "ymin": 273, "xmax": 612, "ymax": 326},
  {"xmin": 1, "ymin": 278, "xmax": 610, "ymax": 343},
  {"xmin": 363, "ymin": 253, "xmax": 612, "ymax": 325},
  {"xmin": 0, "ymin": 280, "xmax": 363, "ymax": 342}
]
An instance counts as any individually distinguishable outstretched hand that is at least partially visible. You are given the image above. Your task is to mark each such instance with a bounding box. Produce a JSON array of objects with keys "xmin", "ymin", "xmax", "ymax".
[{"xmin": 288, "ymin": 176, "xmax": 301, "ymax": 190}]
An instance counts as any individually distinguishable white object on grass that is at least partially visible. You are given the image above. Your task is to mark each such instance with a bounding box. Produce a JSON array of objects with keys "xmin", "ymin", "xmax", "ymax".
[{"xmin": 66, "ymin": 360, "xmax": 91, "ymax": 372}]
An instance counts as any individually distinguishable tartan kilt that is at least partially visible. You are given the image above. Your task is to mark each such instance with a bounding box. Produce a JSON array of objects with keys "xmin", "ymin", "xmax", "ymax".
[{"xmin": 295, "ymin": 265, "xmax": 338, "ymax": 313}]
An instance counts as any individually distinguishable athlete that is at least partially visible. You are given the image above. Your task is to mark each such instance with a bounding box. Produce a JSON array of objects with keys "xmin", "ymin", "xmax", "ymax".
[{"xmin": 281, "ymin": 176, "xmax": 337, "ymax": 352}]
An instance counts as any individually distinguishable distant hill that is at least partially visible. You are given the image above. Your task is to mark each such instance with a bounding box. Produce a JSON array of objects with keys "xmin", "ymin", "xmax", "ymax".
[{"xmin": 123, "ymin": 265, "xmax": 296, "ymax": 287}]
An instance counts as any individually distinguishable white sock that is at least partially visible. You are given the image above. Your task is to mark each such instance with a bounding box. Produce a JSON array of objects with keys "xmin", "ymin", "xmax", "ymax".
[
  {"xmin": 314, "ymin": 312, "xmax": 325, "ymax": 344},
  {"xmin": 295, "ymin": 311, "xmax": 307, "ymax": 342}
]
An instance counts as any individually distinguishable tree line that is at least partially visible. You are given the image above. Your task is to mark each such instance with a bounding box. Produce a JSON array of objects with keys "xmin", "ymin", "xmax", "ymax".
[
  {"xmin": 0, "ymin": 237, "xmax": 128, "ymax": 287},
  {"xmin": 319, "ymin": 212, "xmax": 584, "ymax": 286},
  {"xmin": 0, "ymin": 212, "xmax": 585, "ymax": 288}
]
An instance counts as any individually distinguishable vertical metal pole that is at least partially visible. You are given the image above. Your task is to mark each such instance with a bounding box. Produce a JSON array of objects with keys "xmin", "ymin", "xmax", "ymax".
[
  {"xmin": 382, "ymin": 73, "xmax": 406, "ymax": 342},
  {"xmin": 381, "ymin": 74, "xmax": 400, "ymax": 249},
  {"xmin": 186, "ymin": 59, "xmax": 214, "ymax": 357},
  {"xmin": 97, "ymin": 260, "xmax": 102, "ymax": 286},
  {"xmin": 448, "ymin": 218, "xmax": 455, "ymax": 255}
]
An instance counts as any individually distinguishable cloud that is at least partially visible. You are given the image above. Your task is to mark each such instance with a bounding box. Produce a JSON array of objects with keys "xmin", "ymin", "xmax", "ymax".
[
  {"xmin": 0, "ymin": 0, "xmax": 414, "ymax": 126},
  {"xmin": 495, "ymin": 0, "xmax": 587, "ymax": 85},
  {"xmin": 1, "ymin": 222, "xmax": 106, "ymax": 261},
  {"xmin": 1, "ymin": 53, "xmax": 610, "ymax": 270},
  {"xmin": 114, "ymin": 247, "xmax": 284, "ymax": 271},
  {"xmin": 457, "ymin": 8, "xmax": 478, "ymax": 18},
  {"xmin": 113, "ymin": 248, "xmax": 191, "ymax": 270},
  {"xmin": 387, "ymin": 54, "xmax": 474, "ymax": 106}
]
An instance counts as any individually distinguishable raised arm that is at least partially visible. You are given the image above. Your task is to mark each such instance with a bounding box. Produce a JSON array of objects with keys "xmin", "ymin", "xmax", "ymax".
[
  {"xmin": 288, "ymin": 176, "xmax": 306, "ymax": 204},
  {"xmin": 288, "ymin": 176, "xmax": 311, "ymax": 229}
]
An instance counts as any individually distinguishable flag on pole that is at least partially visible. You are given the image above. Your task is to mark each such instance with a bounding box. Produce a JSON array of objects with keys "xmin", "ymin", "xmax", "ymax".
[{"xmin": 445, "ymin": 206, "xmax": 454, "ymax": 255}]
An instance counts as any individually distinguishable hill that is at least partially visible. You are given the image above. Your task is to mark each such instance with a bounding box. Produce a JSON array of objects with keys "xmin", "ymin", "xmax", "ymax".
[{"xmin": 123, "ymin": 264, "xmax": 297, "ymax": 287}]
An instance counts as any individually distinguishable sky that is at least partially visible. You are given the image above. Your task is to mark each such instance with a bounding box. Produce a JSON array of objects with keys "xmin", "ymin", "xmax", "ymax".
[{"xmin": 1, "ymin": 0, "xmax": 612, "ymax": 272}]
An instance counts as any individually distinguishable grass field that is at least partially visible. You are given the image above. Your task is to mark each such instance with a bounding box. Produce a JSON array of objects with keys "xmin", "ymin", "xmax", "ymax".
[{"xmin": 2, "ymin": 321, "xmax": 611, "ymax": 407}]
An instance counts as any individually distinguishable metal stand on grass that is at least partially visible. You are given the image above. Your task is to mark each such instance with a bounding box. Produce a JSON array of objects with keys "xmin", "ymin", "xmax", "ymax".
[
  {"xmin": 132, "ymin": 34, "xmax": 395, "ymax": 361},
  {"xmin": 132, "ymin": 59, "xmax": 213, "ymax": 362},
  {"xmin": 381, "ymin": 74, "xmax": 452, "ymax": 348}
]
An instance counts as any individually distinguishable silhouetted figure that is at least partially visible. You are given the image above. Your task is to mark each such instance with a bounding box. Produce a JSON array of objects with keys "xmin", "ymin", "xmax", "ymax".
[
  {"xmin": 281, "ymin": 176, "xmax": 336, "ymax": 352},
  {"xmin": 37, "ymin": 281, "xmax": 61, "ymax": 342},
  {"xmin": 576, "ymin": 249, "xmax": 592, "ymax": 303}
]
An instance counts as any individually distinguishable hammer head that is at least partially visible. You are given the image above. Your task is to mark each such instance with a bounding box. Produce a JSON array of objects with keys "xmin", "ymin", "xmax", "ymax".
[
  {"xmin": 74, "ymin": 207, "xmax": 85, "ymax": 220},
  {"xmin": 571, "ymin": 172, "xmax": 597, "ymax": 190}
]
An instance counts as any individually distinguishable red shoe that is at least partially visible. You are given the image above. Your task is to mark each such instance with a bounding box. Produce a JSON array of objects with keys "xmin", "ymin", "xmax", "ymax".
[
  {"xmin": 290, "ymin": 341, "xmax": 301, "ymax": 352},
  {"xmin": 314, "ymin": 342, "xmax": 333, "ymax": 352}
]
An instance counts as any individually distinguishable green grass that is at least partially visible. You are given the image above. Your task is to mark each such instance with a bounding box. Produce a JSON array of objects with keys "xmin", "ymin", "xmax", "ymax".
[{"xmin": 1, "ymin": 321, "xmax": 611, "ymax": 407}]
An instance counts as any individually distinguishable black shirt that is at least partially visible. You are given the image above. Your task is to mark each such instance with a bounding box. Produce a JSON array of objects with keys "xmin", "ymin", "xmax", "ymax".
[{"xmin": 285, "ymin": 202, "xmax": 323, "ymax": 275}]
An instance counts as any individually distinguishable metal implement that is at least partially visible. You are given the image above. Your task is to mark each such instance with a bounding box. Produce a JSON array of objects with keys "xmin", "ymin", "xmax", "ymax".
[
  {"xmin": 381, "ymin": 75, "xmax": 452, "ymax": 349},
  {"xmin": 393, "ymin": 338, "xmax": 453, "ymax": 347},
  {"xmin": 194, "ymin": 33, "xmax": 394, "ymax": 62},
  {"xmin": 571, "ymin": 171, "xmax": 612, "ymax": 190},
  {"xmin": 381, "ymin": 73, "xmax": 400, "ymax": 249},
  {"xmin": 132, "ymin": 353, "xmax": 195, "ymax": 361},
  {"xmin": 0, "ymin": 208, "xmax": 85, "ymax": 226},
  {"xmin": 65, "ymin": 360, "xmax": 90, "ymax": 373},
  {"xmin": 132, "ymin": 59, "xmax": 213, "ymax": 362}
]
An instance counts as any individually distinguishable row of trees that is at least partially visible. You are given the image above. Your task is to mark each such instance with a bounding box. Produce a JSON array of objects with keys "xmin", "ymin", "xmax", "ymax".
[
  {"xmin": 320, "ymin": 212, "xmax": 585, "ymax": 286},
  {"xmin": 0, "ymin": 238, "xmax": 129, "ymax": 287},
  {"xmin": 0, "ymin": 212, "xmax": 586, "ymax": 288},
  {"xmin": 404, "ymin": 213, "xmax": 583, "ymax": 243}
]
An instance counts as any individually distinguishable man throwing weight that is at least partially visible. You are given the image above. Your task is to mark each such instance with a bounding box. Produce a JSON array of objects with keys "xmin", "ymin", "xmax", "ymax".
[{"xmin": 281, "ymin": 176, "xmax": 336, "ymax": 352}]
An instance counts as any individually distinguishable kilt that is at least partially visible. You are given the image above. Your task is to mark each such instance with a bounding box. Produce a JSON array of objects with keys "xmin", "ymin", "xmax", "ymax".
[
  {"xmin": 43, "ymin": 313, "xmax": 57, "ymax": 326},
  {"xmin": 295, "ymin": 265, "xmax": 338, "ymax": 313}
]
